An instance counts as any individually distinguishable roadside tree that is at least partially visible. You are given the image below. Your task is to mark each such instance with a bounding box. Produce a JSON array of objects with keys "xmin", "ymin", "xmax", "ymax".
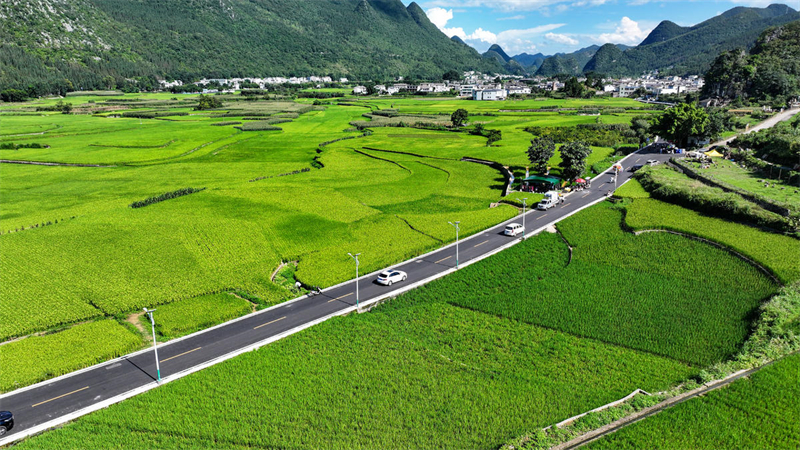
[
  {"xmin": 650, "ymin": 103, "xmax": 709, "ymax": 148},
  {"xmin": 527, "ymin": 136, "xmax": 556, "ymax": 173},
  {"xmin": 559, "ymin": 141, "xmax": 592, "ymax": 181}
]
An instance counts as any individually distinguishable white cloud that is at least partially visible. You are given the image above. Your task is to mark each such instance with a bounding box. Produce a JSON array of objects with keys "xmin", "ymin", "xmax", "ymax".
[
  {"xmin": 467, "ymin": 27, "xmax": 499, "ymax": 43},
  {"xmin": 497, "ymin": 14, "xmax": 526, "ymax": 20},
  {"xmin": 593, "ymin": 17, "xmax": 652, "ymax": 45},
  {"xmin": 443, "ymin": 27, "xmax": 468, "ymax": 39},
  {"xmin": 545, "ymin": 32, "xmax": 579, "ymax": 45},
  {"xmin": 425, "ymin": 7, "xmax": 454, "ymax": 29}
]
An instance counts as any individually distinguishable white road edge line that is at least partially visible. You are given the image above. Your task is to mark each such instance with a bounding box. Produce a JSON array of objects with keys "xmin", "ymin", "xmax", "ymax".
[{"xmin": 0, "ymin": 151, "xmax": 643, "ymax": 447}]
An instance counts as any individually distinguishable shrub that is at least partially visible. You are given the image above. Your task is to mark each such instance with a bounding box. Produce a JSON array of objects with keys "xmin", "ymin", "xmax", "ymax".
[{"xmin": 129, "ymin": 187, "xmax": 206, "ymax": 208}]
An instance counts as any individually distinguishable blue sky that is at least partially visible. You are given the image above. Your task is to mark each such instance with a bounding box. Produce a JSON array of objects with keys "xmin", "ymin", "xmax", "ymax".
[{"xmin": 403, "ymin": 0, "xmax": 792, "ymax": 56}]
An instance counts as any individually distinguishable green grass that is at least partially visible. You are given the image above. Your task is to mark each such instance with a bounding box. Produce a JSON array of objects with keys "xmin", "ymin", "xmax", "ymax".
[
  {"xmin": 15, "ymin": 298, "xmax": 695, "ymax": 450},
  {"xmin": 439, "ymin": 203, "xmax": 777, "ymax": 366},
  {"xmin": 625, "ymin": 198, "xmax": 800, "ymax": 284},
  {"xmin": 614, "ymin": 179, "xmax": 651, "ymax": 198},
  {"xmin": 0, "ymin": 320, "xmax": 141, "ymax": 393},
  {"xmin": 682, "ymin": 158, "xmax": 800, "ymax": 209},
  {"xmin": 150, "ymin": 293, "xmax": 254, "ymax": 339},
  {"xmin": 586, "ymin": 353, "xmax": 800, "ymax": 450}
]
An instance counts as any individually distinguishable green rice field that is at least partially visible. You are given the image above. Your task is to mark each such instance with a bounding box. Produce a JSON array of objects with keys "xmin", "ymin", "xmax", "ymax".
[{"xmin": 587, "ymin": 353, "xmax": 800, "ymax": 450}]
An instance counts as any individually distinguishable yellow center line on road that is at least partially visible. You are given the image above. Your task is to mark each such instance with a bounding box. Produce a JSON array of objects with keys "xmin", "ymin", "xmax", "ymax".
[
  {"xmin": 582, "ymin": 192, "xmax": 591, "ymax": 198},
  {"xmin": 563, "ymin": 203, "xmax": 571, "ymax": 208},
  {"xmin": 434, "ymin": 255, "xmax": 451, "ymax": 264},
  {"xmin": 253, "ymin": 316, "xmax": 286, "ymax": 329},
  {"xmin": 474, "ymin": 240, "xmax": 489, "ymax": 248},
  {"xmin": 160, "ymin": 347, "xmax": 201, "ymax": 364},
  {"xmin": 328, "ymin": 292, "xmax": 353, "ymax": 303},
  {"xmin": 32, "ymin": 386, "xmax": 90, "ymax": 408},
  {"xmin": 535, "ymin": 214, "xmax": 547, "ymax": 220}
]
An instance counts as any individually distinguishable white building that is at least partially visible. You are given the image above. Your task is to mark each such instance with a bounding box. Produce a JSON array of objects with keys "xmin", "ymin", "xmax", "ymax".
[
  {"xmin": 473, "ymin": 89, "xmax": 507, "ymax": 101},
  {"xmin": 459, "ymin": 84, "xmax": 476, "ymax": 97},
  {"xmin": 506, "ymin": 85, "xmax": 531, "ymax": 95},
  {"xmin": 352, "ymin": 86, "xmax": 367, "ymax": 95}
]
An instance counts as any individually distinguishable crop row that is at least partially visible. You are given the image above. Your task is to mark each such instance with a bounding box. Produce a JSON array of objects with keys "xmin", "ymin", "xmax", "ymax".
[
  {"xmin": 152, "ymin": 293, "xmax": 253, "ymax": 339},
  {"xmin": 587, "ymin": 353, "xmax": 800, "ymax": 449},
  {"xmin": 624, "ymin": 198, "xmax": 800, "ymax": 284},
  {"xmin": 0, "ymin": 320, "xmax": 141, "ymax": 393}
]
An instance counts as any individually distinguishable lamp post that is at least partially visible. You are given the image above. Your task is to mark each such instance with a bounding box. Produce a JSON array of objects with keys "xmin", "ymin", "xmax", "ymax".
[
  {"xmin": 143, "ymin": 308, "xmax": 161, "ymax": 382},
  {"xmin": 448, "ymin": 221, "xmax": 460, "ymax": 269},
  {"xmin": 347, "ymin": 252, "xmax": 361, "ymax": 307},
  {"xmin": 522, "ymin": 198, "xmax": 527, "ymax": 239}
]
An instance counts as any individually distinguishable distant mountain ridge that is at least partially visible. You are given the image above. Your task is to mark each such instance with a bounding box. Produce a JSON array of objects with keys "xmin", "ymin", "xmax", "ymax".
[
  {"xmin": 585, "ymin": 3, "xmax": 799, "ymax": 77},
  {"xmin": 535, "ymin": 45, "xmax": 629, "ymax": 76},
  {"xmin": 0, "ymin": 0, "xmax": 502, "ymax": 95}
]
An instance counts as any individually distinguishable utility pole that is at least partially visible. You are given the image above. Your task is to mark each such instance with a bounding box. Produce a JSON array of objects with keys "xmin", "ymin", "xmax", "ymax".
[
  {"xmin": 347, "ymin": 253, "xmax": 361, "ymax": 307},
  {"xmin": 522, "ymin": 198, "xmax": 527, "ymax": 239},
  {"xmin": 448, "ymin": 221, "xmax": 460, "ymax": 269},
  {"xmin": 143, "ymin": 308, "xmax": 161, "ymax": 382}
]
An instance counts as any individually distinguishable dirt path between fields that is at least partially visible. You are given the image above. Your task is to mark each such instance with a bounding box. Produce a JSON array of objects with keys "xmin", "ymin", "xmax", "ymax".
[{"xmin": 0, "ymin": 159, "xmax": 115, "ymax": 167}]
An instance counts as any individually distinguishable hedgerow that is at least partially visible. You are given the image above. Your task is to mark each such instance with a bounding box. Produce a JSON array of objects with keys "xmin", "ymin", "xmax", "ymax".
[{"xmin": 129, "ymin": 187, "xmax": 206, "ymax": 209}]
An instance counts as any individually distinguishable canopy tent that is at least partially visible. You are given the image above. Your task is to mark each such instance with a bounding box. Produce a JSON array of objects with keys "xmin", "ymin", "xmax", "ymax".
[
  {"xmin": 520, "ymin": 175, "xmax": 561, "ymax": 192},
  {"xmin": 705, "ymin": 149, "xmax": 723, "ymax": 157}
]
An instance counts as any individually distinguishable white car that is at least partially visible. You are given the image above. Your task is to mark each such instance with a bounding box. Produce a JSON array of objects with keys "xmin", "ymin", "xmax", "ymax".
[
  {"xmin": 504, "ymin": 223, "xmax": 524, "ymax": 236},
  {"xmin": 377, "ymin": 270, "xmax": 407, "ymax": 286}
]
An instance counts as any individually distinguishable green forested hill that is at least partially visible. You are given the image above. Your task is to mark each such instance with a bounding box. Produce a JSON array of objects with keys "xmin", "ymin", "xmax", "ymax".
[
  {"xmin": 0, "ymin": 0, "xmax": 501, "ymax": 96},
  {"xmin": 535, "ymin": 45, "xmax": 602, "ymax": 76},
  {"xmin": 584, "ymin": 3, "xmax": 799, "ymax": 77},
  {"xmin": 703, "ymin": 19, "xmax": 800, "ymax": 101}
]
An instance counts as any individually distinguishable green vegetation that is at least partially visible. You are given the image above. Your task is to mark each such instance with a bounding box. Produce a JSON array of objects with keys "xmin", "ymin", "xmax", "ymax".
[
  {"xmin": 129, "ymin": 187, "xmax": 206, "ymax": 209},
  {"xmin": 14, "ymin": 280, "xmax": 695, "ymax": 450},
  {"xmin": 649, "ymin": 103, "xmax": 709, "ymax": 148},
  {"xmin": 704, "ymin": 19, "xmax": 800, "ymax": 103},
  {"xmin": 614, "ymin": 179, "xmax": 651, "ymax": 198},
  {"xmin": 624, "ymin": 198, "xmax": 800, "ymax": 283},
  {"xmin": 587, "ymin": 353, "xmax": 800, "ymax": 450},
  {"xmin": 0, "ymin": 320, "xmax": 141, "ymax": 393},
  {"xmin": 731, "ymin": 114, "xmax": 800, "ymax": 168},
  {"xmin": 150, "ymin": 293, "xmax": 253, "ymax": 339},
  {"xmin": 441, "ymin": 203, "xmax": 777, "ymax": 366},
  {"xmin": 0, "ymin": 0, "xmax": 500, "ymax": 96},
  {"xmin": 583, "ymin": 5, "xmax": 800, "ymax": 77},
  {"xmin": 635, "ymin": 165, "xmax": 794, "ymax": 232}
]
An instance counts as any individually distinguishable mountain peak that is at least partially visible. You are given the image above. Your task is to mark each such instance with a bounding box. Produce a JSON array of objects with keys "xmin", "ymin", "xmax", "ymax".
[
  {"xmin": 485, "ymin": 44, "xmax": 511, "ymax": 62},
  {"xmin": 639, "ymin": 20, "xmax": 689, "ymax": 46}
]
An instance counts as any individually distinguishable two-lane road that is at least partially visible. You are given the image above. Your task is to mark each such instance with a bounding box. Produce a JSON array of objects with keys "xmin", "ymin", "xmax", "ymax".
[{"xmin": 0, "ymin": 146, "xmax": 669, "ymax": 444}]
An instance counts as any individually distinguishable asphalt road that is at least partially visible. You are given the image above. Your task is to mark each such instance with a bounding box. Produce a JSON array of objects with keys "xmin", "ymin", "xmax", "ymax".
[{"xmin": 0, "ymin": 146, "xmax": 671, "ymax": 441}]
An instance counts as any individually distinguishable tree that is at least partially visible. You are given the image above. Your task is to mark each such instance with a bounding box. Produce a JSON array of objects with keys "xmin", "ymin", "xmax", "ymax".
[
  {"xmin": 471, "ymin": 123, "xmax": 485, "ymax": 135},
  {"xmin": 486, "ymin": 129, "xmax": 501, "ymax": 146},
  {"xmin": 650, "ymin": 103, "xmax": 709, "ymax": 148},
  {"xmin": 451, "ymin": 108, "xmax": 468, "ymax": 127},
  {"xmin": 561, "ymin": 76, "xmax": 584, "ymax": 98},
  {"xmin": 630, "ymin": 117, "xmax": 652, "ymax": 147},
  {"xmin": 194, "ymin": 94, "xmax": 223, "ymax": 110},
  {"xmin": 527, "ymin": 136, "xmax": 556, "ymax": 174},
  {"xmin": 442, "ymin": 70, "xmax": 461, "ymax": 81},
  {"xmin": 559, "ymin": 141, "xmax": 592, "ymax": 181},
  {"xmin": 0, "ymin": 89, "xmax": 27, "ymax": 102}
]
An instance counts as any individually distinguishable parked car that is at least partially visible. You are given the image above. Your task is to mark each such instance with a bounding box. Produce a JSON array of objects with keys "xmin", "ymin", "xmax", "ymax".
[
  {"xmin": 646, "ymin": 159, "xmax": 660, "ymax": 166},
  {"xmin": 0, "ymin": 411, "xmax": 13, "ymax": 437},
  {"xmin": 376, "ymin": 270, "xmax": 407, "ymax": 286},
  {"xmin": 504, "ymin": 223, "xmax": 524, "ymax": 236}
]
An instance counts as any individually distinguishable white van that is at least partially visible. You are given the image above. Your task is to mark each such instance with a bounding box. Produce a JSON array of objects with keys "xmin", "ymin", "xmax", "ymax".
[{"xmin": 504, "ymin": 223, "xmax": 524, "ymax": 236}]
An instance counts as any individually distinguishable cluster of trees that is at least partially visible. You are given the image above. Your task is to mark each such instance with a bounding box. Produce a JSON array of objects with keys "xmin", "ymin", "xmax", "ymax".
[
  {"xmin": 194, "ymin": 95, "xmax": 223, "ymax": 111},
  {"xmin": 527, "ymin": 136, "xmax": 592, "ymax": 181},
  {"xmin": 638, "ymin": 103, "xmax": 739, "ymax": 149},
  {"xmin": 731, "ymin": 115, "xmax": 800, "ymax": 167}
]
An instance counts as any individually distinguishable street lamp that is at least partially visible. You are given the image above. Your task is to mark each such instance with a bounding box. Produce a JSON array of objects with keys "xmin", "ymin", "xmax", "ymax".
[
  {"xmin": 347, "ymin": 252, "xmax": 361, "ymax": 307},
  {"xmin": 448, "ymin": 221, "xmax": 460, "ymax": 269},
  {"xmin": 143, "ymin": 307, "xmax": 161, "ymax": 382},
  {"xmin": 522, "ymin": 198, "xmax": 527, "ymax": 239}
]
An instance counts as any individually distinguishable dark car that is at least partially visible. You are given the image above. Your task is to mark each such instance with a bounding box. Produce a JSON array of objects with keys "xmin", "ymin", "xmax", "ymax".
[
  {"xmin": 628, "ymin": 164, "xmax": 644, "ymax": 172},
  {"xmin": 0, "ymin": 411, "xmax": 13, "ymax": 436}
]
